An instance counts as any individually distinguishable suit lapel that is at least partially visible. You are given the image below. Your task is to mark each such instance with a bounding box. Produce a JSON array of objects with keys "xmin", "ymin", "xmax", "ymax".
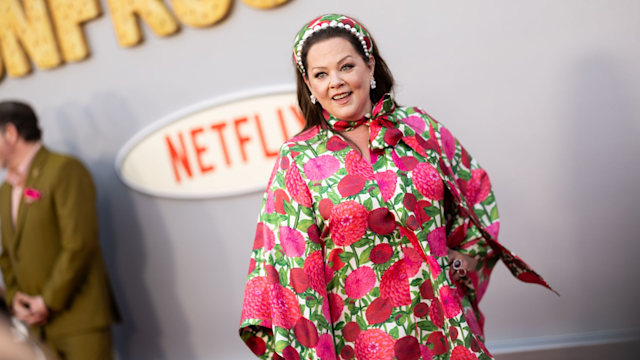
[
  {"xmin": 0, "ymin": 184, "xmax": 15, "ymax": 244},
  {"xmin": 13, "ymin": 147, "xmax": 48, "ymax": 248}
]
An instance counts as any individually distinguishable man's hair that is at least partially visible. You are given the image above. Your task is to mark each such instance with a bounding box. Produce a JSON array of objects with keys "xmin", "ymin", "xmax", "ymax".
[{"xmin": 0, "ymin": 101, "xmax": 42, "ymax": 141}]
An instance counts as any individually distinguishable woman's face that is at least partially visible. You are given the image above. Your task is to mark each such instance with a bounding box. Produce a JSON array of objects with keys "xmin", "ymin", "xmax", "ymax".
[{"xmin": 304, "ymin": 37, "xmax": 375, "ymax": 122}]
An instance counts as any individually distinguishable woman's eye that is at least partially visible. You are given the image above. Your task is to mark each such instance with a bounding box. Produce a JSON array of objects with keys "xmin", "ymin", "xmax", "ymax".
[
  {"xmin": 341, "ymin": 64, "xmax": 354, "ymax": 71},
  {"xmin": 314, "ymin": 72, "xmax": 327, "ymax": 79}
]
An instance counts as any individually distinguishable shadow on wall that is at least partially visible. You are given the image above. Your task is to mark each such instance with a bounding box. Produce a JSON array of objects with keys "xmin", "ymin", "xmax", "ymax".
[
  {"xmin": 562, "ymin": 54, "xmax": 640, "ymax": 321},
  {"xmin": 50, "ymin": 94, "xmax": 196, "ymax": 359}
]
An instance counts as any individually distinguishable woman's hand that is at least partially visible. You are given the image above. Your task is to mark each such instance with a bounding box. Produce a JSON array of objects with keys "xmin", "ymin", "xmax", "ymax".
[{"xmin": 447, "ymin": 249, "xmax": 478, "ymax": 282}]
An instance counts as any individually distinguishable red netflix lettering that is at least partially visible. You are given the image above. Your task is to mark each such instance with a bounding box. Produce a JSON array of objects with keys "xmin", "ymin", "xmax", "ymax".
[
  {"xmin": 165, "ymin": 132, "xmax": 192, "ymax": 184},
  {"xmin": 190, "ymin": 127, "xmax": 214, "ymax": 174},
  {"xmin": 211, "ymin": 122, "xmax": 231, "ymax": 166},
  {"xmin": 161, "ymin": 100, "xmax": 301, "ymax": 187},
  {"xmin": 254, "ymin": 114, "xmax": 279, "ymax": 159},
  {"xmin": 234, "ymin": 117, "xmax": 251, "ymax": 163}
]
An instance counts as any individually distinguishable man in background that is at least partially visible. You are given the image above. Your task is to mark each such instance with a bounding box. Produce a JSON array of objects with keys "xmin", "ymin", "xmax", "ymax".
[{"xmin": 0, "ymin": 101, "xmax": 120, "ymax": 359}]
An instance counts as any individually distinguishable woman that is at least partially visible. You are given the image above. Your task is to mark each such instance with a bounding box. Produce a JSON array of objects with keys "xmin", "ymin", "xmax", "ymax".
[{"xmin": 239, "ymin": 14, "xmax": 554, "ymax": 360}]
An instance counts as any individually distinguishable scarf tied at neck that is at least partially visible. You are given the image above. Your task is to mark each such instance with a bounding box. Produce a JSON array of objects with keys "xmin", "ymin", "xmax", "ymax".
[{"xmin": 323, "ymin": 93, "xmax": 402, "ymax": 150}]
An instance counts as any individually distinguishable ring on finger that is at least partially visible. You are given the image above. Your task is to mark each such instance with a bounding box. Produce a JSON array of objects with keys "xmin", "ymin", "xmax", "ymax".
[{"xmin": 452, "ymin": 259, "xmax": 463, "ymax": 271}]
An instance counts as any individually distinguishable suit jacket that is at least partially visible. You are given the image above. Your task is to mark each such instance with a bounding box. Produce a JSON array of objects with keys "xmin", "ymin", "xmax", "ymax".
[{"xmin": 0, "ymin": 147, "xmax": 119, "ymax": 336}]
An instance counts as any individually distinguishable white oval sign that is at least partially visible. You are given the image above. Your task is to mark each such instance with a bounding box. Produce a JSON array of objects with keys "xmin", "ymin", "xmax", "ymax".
[{"xmin": 116, "ymin": 86, "xmax": 303, "ymax": 198}]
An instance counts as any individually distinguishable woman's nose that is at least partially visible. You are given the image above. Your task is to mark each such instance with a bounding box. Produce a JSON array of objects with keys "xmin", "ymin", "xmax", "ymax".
[{"xmin": 329, "ymin": 72, "xmax": 344, "ymax": 88}]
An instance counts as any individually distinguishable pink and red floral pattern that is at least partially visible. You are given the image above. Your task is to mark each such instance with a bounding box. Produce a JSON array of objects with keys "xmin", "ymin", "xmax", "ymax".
[
  {"xmin": 240, "ymin": 94, "xmax": 553, "ymax": 359},
  {"xmin": 345, "ymin": 266, "xmax": 376, "ymax": 299},
  {"xmin": 355, "ymin": 329, "xmax": 396, "ymax": 360}
]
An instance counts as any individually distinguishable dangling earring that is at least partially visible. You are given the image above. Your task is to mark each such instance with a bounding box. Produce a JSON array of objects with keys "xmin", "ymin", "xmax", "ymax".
[
  {"xmin": 310, "ymin": 94, "xmax": 317, "ymax": 104},
  {"xmin": 370, "ymin": 78, "xmax": 377, "ymax": 90}
]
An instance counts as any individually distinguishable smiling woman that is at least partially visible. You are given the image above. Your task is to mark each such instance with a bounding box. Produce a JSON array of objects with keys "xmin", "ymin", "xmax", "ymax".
[
  {"xmin": 304, "ymin": 37, "xmax": 375, "ymax": 123},
  {"xmin": 238, "ymin": 14, "xmax": 556, "ymax": 360}
]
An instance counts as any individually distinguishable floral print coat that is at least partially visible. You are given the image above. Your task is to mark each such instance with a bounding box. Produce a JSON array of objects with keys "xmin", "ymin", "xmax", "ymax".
[{"xmin": 239, "ymin": 94, "xmax": 553, "ymax": 360}]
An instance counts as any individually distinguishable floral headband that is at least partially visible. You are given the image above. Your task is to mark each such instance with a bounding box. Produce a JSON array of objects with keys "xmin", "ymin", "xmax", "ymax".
[{"xmin": 293, "ymin": 14, "xmax": 373, "ymax": 75}]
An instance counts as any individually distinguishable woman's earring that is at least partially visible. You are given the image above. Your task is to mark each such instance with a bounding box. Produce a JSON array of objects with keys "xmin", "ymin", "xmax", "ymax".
[
  {"xmin": 310, "ymin": 94, "xmax": 317, "ymax": 104},
  {"xmin": 370, "ymin": 78, "xmax": 377, "ymax": 90}
]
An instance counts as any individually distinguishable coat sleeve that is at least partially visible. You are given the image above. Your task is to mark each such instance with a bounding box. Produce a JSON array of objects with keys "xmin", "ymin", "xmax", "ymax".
[
  {"xmin": 438, "ymin": 123, "xmax": 556, "ymax": 291},
  {"xmin": 417, "ymin": 114, "xmax": 557, "ymax": 336},
  {"xmin": 442, "ymin": 128, "xmax": 501, "ymax": 304},
  {"xmin": 440, "ymin": 131, "xmax": 502, "ymax": 337},
  {"xmin": 41, "ymin": 159, "xmax": 100, "ymax": 311},
  {"xmin": 239, "ymin": 143, "xmax": 334, "ymax": 360},
  {"xmin": 0, "ymin": 238, "xmax": 18, "ymax": 307}
]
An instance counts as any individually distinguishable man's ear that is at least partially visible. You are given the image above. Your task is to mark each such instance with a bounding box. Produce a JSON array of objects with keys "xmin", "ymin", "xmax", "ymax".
[{"xmin": 2, "ymin": 123, "xmax": 19, "ymax": 144}]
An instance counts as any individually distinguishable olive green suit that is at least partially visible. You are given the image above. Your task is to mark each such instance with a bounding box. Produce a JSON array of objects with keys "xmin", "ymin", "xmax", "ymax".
[{"xmin": 0, "ymin": 147, "xmax": 119, "ymax": 355}]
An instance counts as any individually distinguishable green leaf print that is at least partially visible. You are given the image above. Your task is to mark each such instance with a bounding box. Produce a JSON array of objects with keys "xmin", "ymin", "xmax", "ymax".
[
  {"xmin": 364, "ymin": 198, "xmax": 373, "ymax": 210},
  {"xmin": 310, "ymin": 313, "xmax": 329, "ymax": 330},
  {"xmin": 347, "ymin": 302, "xmax": 356, "ymax": 313},
  {"xmin": 327, "ymin": 191, "xmax": 341, "ymax": 204},
  {"xmin": 464, "ymin": 333, "xmax": 472, "ymax": 348},
  {"xmin": 423, "ymin": 206, "xmax": 442, "ymax": 217},
  {"xmin": 300, "ymin": 205, "xmax": 314, "ymax": 218},
  {"xmin": 283, "ymin": 201, "xmax": 297, "ymax": 217},
  {"xmin": 458, "ymin": 169, "xmax": 471, "ymax": 181},
  {"xmin": 279, "ymin": 269, "xmax": 288, "ymax": 285},
  {"xmin": 289, "ymin": 145, "xmax": 308, "ymax": 153},
  {"xmin": 417, "ymin": 320, "xmax": 438, "ymax": 332},
  {"xmin": 359, "ymin": 247, "xmax": 372, "ymax": 264},
  {"xmin": 338, "ymin": 251, "xmax": 355, "ymax": 262},
  {"xmin": 275, "ymin": 326, "xmax": 288, "ymax": 338},
  {"xmin": 262, "ymin": 212, "xmax": 281, "ymax": 225},
  {"xmin": 352, "ymin": 237, "xmax": 370, "ymax": 248},
  {"xmin": 482, "ymin": 193, "xmax": 496, "ymax": 207},
  {"xmin": 275, "ymin": 340, "xmax": 289, "ymax": 353},
  {"xmin": 297, "ymin": 219, "xmax": 314, "ymax": 231},
  {"xmin": 274, "ymin": 248, "xmax": 286, "ymax": 266},
  {"xmin": 311, "ymin": 185, "xmax": 327, "ymax": 194},
  {"xmin": 316, "ymin": 142, "xmax": 327, "ymax": 154},
  {"xmin": 396, "ymin": 313, "xmax": 407, "ymax": 325},
  {"xmin": 489, "ymin": 205, "xmax": 499, "ymax": 222},
  {"xmin": 372, "ymin": 160, "xmax": 386, "ymax": 171},
  {"xmin": 308, "ymin": 294, "xmax": 320, "ymax": 307},
  {"xmin": 327, "ymin": 276, "xmax": 340, "ymax": 292}
]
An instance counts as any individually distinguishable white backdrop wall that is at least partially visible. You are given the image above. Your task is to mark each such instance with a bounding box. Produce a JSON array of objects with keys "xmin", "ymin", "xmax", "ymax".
[{"xmin": 1, "ymin": 1, "xmax": 639, "ymax": 359}]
